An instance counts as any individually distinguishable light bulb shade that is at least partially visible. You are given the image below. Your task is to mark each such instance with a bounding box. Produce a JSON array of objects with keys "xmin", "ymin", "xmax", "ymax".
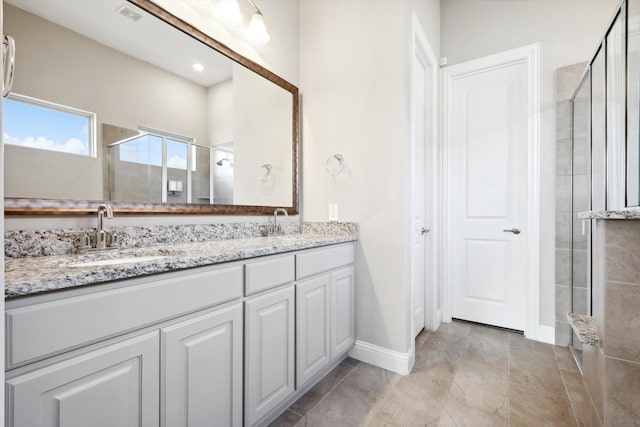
[
  {"xmin": 216, "ymin": 0, "xmax": 243, "ymax": 26},
  {"xmin": 247, "ymin": 12, "xmax": 270, "ymax": 45}
]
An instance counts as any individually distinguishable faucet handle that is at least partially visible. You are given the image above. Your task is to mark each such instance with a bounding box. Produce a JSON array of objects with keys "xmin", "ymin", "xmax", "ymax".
[
  {"xmin": 109, "ymin": 232, "xmax": 119, "ymax": 248},
  {"xmin": 78, "ymin": 233, "xmax": 91, "ymax": 254}
]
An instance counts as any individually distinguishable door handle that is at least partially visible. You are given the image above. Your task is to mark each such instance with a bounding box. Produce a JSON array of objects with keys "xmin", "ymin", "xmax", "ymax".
[
  {"xmin": 421, "ymin": 227, "xmax": 430, "ymax": 235},
  {"xmin": 503, "ymin": 228, "xmax": 521, "ymax": 235}
]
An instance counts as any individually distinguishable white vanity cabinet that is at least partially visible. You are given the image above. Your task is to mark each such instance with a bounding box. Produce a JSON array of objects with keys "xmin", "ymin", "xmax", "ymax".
[
  {"xmin": 330, "ymin": 267, "xmax": 355, "ymax": 358},
  {"xmin": 295, "ymin": 266, "xmax": 355, "ymax": 390},
  {"xmin": 296, "ymin": 275, "xmax": 331, "ymax": 388},
  {"xmin": 161, "ymin": 303, "xmax": 243, "ymax": 427},
  {"xmin": 244, "ymin": 286, "xmax": 295, "ymax": 427},
  {"xmin": 5, "ymin": 241, "xmax": 356, "ymax": 427},
  {"xmin": 6, "ymin": 331, "xmax": 160, "ymax": 427},
  {"xmin": 5, "ymin": 264, "xmax": 244, "ymax": 427}
]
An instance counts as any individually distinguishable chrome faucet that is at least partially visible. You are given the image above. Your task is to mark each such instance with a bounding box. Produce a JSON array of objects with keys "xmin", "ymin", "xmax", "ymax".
[
  {"xmin": 96, "ymin": 204, "xmax": 113, "ymax": 250},
  {"xmin": 78, "ymin": 204, "xmax": 119, "ymax": 253},
  {"xmin": 268, "ymin": 208, "xmax": 288, "ymax": 236}
]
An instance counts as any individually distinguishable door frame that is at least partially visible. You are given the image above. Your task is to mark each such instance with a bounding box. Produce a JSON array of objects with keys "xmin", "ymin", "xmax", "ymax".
[
  {"xmin": 441, "ymin": 44, "xmax": 542, "ymax": 340},
  {"xmin": 409, "ymin": 12, "xmax": 440, "ymax": 343}
]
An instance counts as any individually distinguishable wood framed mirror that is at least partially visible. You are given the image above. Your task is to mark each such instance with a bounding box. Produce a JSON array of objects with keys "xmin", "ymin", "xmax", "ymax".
[{"xmin": 3, "ymin": 0, "xmax": 298, "ymax": 215}]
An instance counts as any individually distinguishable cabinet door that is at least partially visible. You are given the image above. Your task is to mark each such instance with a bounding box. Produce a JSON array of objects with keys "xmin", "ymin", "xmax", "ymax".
[
  {"xmin": 245, "ymin": 286, "xmax": 295, "ymax": 426},
  {"xmin": 162, "ymin": 303, "xmax": 242, "ymax": 427},
  {"xmin": 6, "ymin": 332, "xmax": 159, "ymax": 427},
  {"xmin": 296, "ymin": 275, "xmax": 331, "ymax": 388},
  {"xmin": 331, "ymin": 267, "xmax": 355, "ymax": 359}
]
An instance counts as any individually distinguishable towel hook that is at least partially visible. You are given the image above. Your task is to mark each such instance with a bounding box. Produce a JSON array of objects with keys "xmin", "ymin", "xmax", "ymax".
[
  {"xmin": 326, "ymin": 154, "xmax": 345, "ymax": 176},
  {"xmin": 259, "ymin": 163, "xmax": 272, "ymax": 182}
]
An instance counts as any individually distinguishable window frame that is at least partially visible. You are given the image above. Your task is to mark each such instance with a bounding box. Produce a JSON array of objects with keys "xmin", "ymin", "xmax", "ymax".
[{"xmin": 4, "ymin": 92, "xmax": 97, "ymax": 158}]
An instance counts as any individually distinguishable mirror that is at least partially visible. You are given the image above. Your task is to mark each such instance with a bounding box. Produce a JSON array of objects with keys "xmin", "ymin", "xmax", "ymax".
[{"xmin": 3, "ymin": 0, "xmax": 298, "ymax": 215}]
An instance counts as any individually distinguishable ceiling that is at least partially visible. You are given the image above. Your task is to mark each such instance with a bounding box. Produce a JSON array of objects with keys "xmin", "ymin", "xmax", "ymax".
[{"xmin": 6, "ymin": 0, "xmax": 233, "ymax": 87}]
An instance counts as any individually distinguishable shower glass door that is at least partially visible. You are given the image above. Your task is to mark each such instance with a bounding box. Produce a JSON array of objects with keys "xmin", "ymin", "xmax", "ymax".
[{"xmin": 570, "ymin": 69, "xmax": 592, "ymax": 367}]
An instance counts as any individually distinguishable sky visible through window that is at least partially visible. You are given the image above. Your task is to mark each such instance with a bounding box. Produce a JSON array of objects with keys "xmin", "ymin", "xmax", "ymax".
[{"xmin": 3, "ymin": 98, "xmax": 91, "ymax": 156}]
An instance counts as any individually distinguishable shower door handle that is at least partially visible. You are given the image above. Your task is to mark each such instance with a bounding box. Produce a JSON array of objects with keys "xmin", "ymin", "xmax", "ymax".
[{"xmin": 503, "ymin": 228, "xmax": 521, "ymax": 235}]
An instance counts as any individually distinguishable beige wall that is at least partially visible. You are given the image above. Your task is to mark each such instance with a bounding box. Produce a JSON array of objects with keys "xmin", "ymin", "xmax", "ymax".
[
  {"xmin": 4, "ymin": 3, "xmax": 208, "ymax": 200},
  {"xmin": 300, "ymin": 0, "xmax": 440, "ymax": 354},
  {"xmin": 208, "ymin": 78, "xmax": 234, "ymax": 147},
  {"xmin": 441, "ymin": 0, "xmax": 619, "ymax": 328},
  {"xmin": 233, "ymin": 64, "xmax": 293, "ymax": 207}
]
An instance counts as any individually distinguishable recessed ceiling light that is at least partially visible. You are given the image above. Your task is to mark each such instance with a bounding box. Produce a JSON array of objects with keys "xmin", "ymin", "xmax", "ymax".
[
  {"xmin": 115, "ymin": 4, "xmax": 143, "ymax": 22},
  {"xmin": 193, "ymin": 63, "xmax": 204, "ymax": 72}
]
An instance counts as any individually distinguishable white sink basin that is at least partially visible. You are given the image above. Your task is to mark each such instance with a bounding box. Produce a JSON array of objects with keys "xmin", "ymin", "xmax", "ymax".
[{"xmin": 69, "ymin": 255, "xmax": 167, "ymax": 268}]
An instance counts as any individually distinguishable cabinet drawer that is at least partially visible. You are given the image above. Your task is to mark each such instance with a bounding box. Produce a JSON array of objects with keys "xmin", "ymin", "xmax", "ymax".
[
  {"xmin": 296, "ymin": 244, "xmax": 354, "ymax": 280},
  {"xmin": 6, "ymin": 266, "xmax": 243, "ymax": 368},
  {"xmin": 245, "ymin": 254, "xmax": 295, "ymax": 296}
]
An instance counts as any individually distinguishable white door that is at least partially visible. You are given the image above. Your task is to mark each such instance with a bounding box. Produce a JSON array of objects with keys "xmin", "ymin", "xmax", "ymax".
[
  {"xmin": 446, "ymin": 51, "xmax": 530, "ymax": 331},
  {"xmin": 411, "ymin": 47, "xmax": 427, "ymax": 338},
  {"xmin": 410, "ymin": 14, "xmax": 438, "ymax": 338}
]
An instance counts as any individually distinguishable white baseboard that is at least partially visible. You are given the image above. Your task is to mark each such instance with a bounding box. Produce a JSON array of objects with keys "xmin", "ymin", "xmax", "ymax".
[
  {"xmin": 348, "ymin": 340, "xmax": 414, "ymax": 375},
  {"xmin": 534, "ymin": 324, "xmax": 556, "ymax": 344}
]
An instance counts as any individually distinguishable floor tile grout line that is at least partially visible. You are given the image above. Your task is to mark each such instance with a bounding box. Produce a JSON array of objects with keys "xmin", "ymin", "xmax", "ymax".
[
  {"xmin": 506, "ymin": 379, "xmax": 572, "ymax": 400},
  {"xmin": 288, "ymin": 408, "xmax": 305, "ymax": 418},
  {"xmin": 362, "ymin": 382, "xmax": 396, "ymax": 426},
  {"xmin": 295, "ymin": 362, "xmax": 358, "ymax": 420},
  {"xmin": 507, "ymin": 336, "xmax": 511, "ymax": 427},
  {"xmin": 557, "ymin": 366, "xmax": 581, "ymax": 427}
]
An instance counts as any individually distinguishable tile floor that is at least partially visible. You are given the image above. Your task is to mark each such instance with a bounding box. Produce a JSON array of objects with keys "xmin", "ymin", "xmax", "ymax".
[{"xmin": 269, "ymin": 320, "xmax": 586, "ymax": 427}]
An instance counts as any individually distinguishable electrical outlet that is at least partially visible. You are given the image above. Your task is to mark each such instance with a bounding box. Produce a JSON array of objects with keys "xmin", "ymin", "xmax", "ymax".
[{"xmin": 328, "ymin": 204, "xmax": 339, "ymax": 221}]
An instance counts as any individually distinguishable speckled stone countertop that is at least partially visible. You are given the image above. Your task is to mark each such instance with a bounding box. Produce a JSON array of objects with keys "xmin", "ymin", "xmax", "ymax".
[
  {"xmin": 567, "ymin": 313, "xmax": 599, "ymax": 347},
  {"xmin": 5, "ymin": 225, "xmax": 358, "ymax": 299},
  {"xmin": 578, "ymin": 210, "xmax": 640, "ymax": 220}
]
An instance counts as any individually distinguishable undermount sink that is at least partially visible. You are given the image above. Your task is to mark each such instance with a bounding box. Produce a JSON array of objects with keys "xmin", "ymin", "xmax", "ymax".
[{"xmin": 69, "ymin": 255, "xmax": 167, "ymax": 268}]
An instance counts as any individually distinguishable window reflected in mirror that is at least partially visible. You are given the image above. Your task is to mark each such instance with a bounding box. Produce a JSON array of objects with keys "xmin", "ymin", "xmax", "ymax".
[{"xmin": 3, "ymin": 93, "xmax": 95, "ymax": 157}]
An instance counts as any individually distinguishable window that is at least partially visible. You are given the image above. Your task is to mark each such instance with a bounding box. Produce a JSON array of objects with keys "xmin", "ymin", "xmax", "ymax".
[
  {"xmin": 3, "ymin": 93, "xmax": 96, "ymax": 157},
  {"xmin": 115, "ymin": 130, "xmax": 193, "ymax": 171}
]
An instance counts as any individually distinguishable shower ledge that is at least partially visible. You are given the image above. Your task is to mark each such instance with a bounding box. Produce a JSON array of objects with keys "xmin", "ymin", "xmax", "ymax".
[
  {"xmin": 566, "ymin": 313, "xmax": 599, "ymax": 347},
  {"xmin": 577, "ymin": 210, "xmax": 640, "ymax": 220}
]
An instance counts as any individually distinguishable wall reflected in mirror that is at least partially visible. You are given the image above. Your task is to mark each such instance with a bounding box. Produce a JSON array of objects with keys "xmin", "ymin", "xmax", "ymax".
[{"xmin": 3, "ymin": 0, "xmax": 294, "ymax": 209}]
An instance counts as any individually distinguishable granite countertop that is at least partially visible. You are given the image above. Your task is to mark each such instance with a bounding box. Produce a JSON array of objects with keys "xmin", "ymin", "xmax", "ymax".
[
  {"xmin": 566, "ymin": 313, "xmax": 599, "ymax": 347},
  {"xmin": 578, "ymin": 210, "xmax": 640, "ymax": 220},
  {"xmin": 5, "ymin": 232, "xmax": 357, "ymax": 299}
]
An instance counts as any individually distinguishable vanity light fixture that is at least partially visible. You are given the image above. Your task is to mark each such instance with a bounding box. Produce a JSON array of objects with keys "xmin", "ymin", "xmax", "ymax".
[
  {"xmin": 193, "ymin": 63, "xmax": 204, "ymax": 72},
  {"xmin": 216, "ymin": 0, "xmax": 244, "ymax": 26},
  {"xmin": 246, "ymin": 0, "xmax": 270, "ymax": 45}
]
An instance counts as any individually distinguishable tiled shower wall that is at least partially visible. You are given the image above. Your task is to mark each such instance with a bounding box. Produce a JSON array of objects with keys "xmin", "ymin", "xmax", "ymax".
[
  {"xmin": 599, "ymin": 220, "xmax": 640, "ymax": 425},
  {"xmin": 580, "ymin": 219, "xmax": 640, "ymax": 426},
  {"xmin": 556, "ymin": 62, "xmax": 588, "ymax": 345}
]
